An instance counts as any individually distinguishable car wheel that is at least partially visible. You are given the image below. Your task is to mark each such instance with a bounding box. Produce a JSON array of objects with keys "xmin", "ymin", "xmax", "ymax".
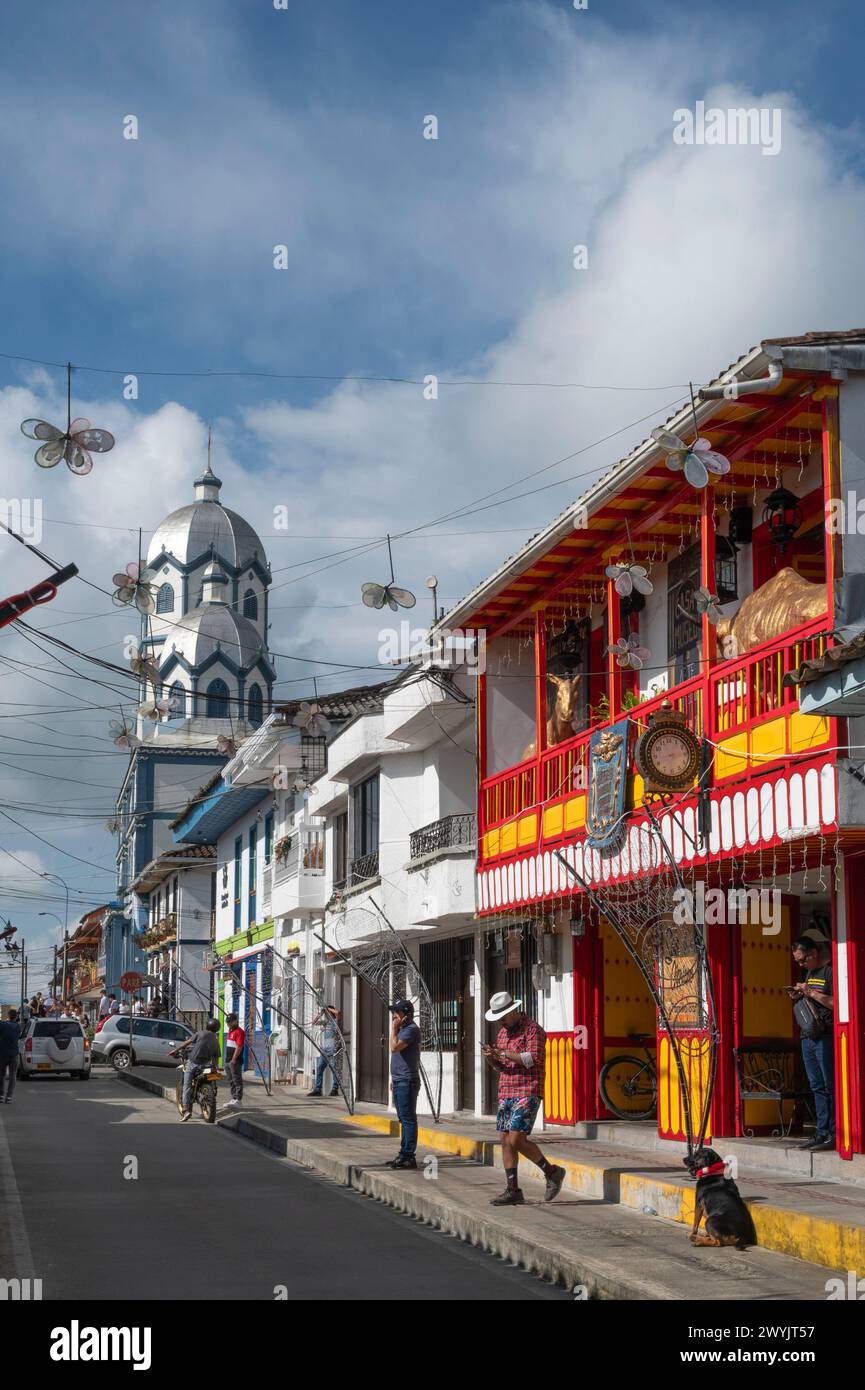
[
  {"xmin": 110, "ymin": 1048, "xmax": 131, "ymax": 1072},
  {"xmin": 77, "ymin": 1071, "xmax": 90, "ymax": 1081}
]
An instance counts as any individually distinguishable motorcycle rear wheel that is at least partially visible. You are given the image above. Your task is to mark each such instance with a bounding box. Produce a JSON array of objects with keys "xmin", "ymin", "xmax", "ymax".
[{"xmin": 199, "ymin": 1082, "xmax": 217, "ymax": 1124}]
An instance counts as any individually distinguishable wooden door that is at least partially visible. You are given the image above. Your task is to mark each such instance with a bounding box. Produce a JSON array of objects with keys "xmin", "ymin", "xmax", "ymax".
[
  {"xmin": 458, "ymin": 937, "xmax": 475, "ymax": 1112},
  {"xmin": 358, "ymin": 978, "xmax": 388, "ymax": 1105}
]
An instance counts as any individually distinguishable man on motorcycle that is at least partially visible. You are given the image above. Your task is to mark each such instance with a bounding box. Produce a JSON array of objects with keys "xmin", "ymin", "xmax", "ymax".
[{"xmin": 171, "ymin": 1018, "xmax": 220, "ymax": 1120}]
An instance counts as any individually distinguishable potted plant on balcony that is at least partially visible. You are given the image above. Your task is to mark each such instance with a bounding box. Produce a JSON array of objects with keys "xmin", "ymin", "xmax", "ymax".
[{"xmin": 274, "ymin": 835, "xmax": 293, "ymax": 865}]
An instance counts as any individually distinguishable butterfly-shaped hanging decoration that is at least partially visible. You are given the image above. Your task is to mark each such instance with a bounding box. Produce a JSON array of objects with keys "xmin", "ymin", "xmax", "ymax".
[
  {"xmin": 139, "ymin": 695, "xmax": 178, "ymax": 723},
  {"xmin": 293, "ymin": 701, "xmax": 331, "ymax": 737},
  {"xmin": 21, "ymin": 418, "xmax": 115, "ymax": 475},
  {"xmin": 109, "ymin": 718, "xmax": 140, "ymax": 750},
  {"xmin": 129, "ymin": 648, "xmax": 161, "ymax": 687},
  {"xmin": 361, "ymin": 533, "xmax": 417, "ymax": 612},
  {"xmin": 688, "ymin": 585, "xmax": 723, "ymax": 625},
  {"xmin": 605, "ymin": 561, "xmax": 654, "ymax": 598},
  {"xmin": 104, "ymin": 818, "xmax": 121, "ymax": 835},
  {"xmin": 606, "ymin": 634, "xmax": 652, "ymax": 671},
  {"xmin": 112, "ymin": 562, "xmax": 157, "ymax": 614},
  {"xmin": 20, "ymin": 363, "xmax": 115, "ymax": 475},
  {"xmin": 651, "ymin": 427, "xmax": 730, "ymax": 490},
  {"xmin": 217, "ymin": 734, "xmax": 237, "ymax": 757}
]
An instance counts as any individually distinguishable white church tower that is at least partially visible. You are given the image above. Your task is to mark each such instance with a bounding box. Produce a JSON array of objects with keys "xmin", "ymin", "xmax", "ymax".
[
  {"xmin": 140, "ymin": 462, "xmax": 274, "ymax": 734},
  {"xmin": 113, "ymin": 465, "xmax": 275, "ymax": 950}
]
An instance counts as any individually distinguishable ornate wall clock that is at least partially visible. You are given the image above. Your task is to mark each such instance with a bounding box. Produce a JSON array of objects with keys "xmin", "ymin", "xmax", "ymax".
[{"xmin": 634, "ymin": 699, "xmax": 700, "ymax": 793}]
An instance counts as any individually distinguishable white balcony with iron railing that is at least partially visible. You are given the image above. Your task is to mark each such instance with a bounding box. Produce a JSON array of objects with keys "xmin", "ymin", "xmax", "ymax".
[
  {"xmin": 405, "ymin": 813, "xmax": 477, "ymax": 925},
  {"xmin": 269, "ymin": 823, "xmax": 327, "ymax": 918}
]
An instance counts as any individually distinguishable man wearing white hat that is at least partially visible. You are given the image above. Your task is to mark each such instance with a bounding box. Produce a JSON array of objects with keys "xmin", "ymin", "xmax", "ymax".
[{"xmin": 482, "ymin": 991, "xmax": 566, "ymax": 1207}]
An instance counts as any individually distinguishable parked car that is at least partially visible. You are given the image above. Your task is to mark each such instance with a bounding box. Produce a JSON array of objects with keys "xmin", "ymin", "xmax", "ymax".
[
  {"xmin": 91, "ymin": 1015, "xmax": 194, "ymax": 1071},
  {"xmin": 18, "ymin": 1018, "xmax": 91, "ymax": 1080}
]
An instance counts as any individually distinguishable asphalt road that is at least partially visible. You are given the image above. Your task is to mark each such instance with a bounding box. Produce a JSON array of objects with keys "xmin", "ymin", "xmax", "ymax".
[{"xmin": 0, "ymin": 1072, "xmax": 568, "ymax": 1301}]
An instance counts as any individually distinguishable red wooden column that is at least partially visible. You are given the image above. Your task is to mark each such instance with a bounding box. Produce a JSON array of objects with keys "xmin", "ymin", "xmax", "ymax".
[
  {"xmin": 605, "ymin": 575, "xmax": 622, "ymax": 717},
  {"xmin": 476, "ymin": 669, "xmax": 487, "ymax": 867},
  {"xmin": 534, "ymin": 611, "xmax": 547, "ymax": 756},
  {"xmin": 571, "ymin": 911, "xmax": 600, "ymax": 1121},
  {"xmin": 700, "ymin": 483, "xmax": 717, "ymax": 680},
  {"xmin": 698, "ymin": 485, "xmax": 733, "ymax": 1136},
  {"xmin": 837, "ymin": 855, "xmax": 865, "ymax": 1158}
]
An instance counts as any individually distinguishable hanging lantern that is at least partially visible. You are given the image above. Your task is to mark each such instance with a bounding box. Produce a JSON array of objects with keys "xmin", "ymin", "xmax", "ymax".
[{"xmin": 762, "ymin": 486, "xmax": 802, "ymax": 554}]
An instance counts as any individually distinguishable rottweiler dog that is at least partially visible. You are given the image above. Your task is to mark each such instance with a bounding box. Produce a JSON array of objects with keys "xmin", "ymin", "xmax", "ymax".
[{"xmin": 683, "ymin": 1146, "xmax": 757, "ymax": 1250}]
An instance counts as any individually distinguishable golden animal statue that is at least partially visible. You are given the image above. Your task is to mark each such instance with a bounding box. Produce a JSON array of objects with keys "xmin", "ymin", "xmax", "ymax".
[
  {"xmin": 715, "ymin": 567, "xmax": 826, "ymax": 659},
  {"xmin": 522, "ymin": 672, "xmax": 582, "ymax": 759}
]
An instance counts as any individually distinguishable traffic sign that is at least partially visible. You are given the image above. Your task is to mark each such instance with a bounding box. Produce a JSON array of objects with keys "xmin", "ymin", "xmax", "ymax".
[{"xmin": 120, "ymin": 970, "xmax": 144, "ymax": 993}]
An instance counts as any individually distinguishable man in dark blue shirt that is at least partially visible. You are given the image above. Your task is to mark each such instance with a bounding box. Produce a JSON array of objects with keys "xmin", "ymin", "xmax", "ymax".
[
  {"xmin": 387, "ymin": 999, "xmax": 422, "ymax": 1171},
  {"xmin": 0, "ymin": 1008, "xmax": 21, "ymax": 1104}
]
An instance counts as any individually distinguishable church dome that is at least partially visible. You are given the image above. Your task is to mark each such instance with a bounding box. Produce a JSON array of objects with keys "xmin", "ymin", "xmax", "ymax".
[
  {"xmin": 164, "ymin": 602, "xmax": 268, "ymax": 674},
  {"xmin": 147, "ymin": 466, "xmax": 267, "ymax": 572}
]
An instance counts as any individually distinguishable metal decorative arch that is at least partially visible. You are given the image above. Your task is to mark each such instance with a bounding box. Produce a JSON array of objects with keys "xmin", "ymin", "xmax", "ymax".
[
  {"xmin": 269, "ymin": 944, "xmax": 355, "ymax": 1113},
  {"xmin": 555, "ymin": 797, "xmax": 719, "ymax": 1157},
  {"xmin": 317, "ymin": 896, "xmax": 444, "ymax": 1122}
]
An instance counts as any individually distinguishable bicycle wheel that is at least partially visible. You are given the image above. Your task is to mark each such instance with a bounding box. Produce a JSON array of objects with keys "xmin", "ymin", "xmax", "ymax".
[
  {"xmin": 599, "ymin": 1055, "xmax": 657, "ymax": 1121},
  {"xmin": 198, "ymin": 1081, "xmax": 217, "ymax": 1124}
]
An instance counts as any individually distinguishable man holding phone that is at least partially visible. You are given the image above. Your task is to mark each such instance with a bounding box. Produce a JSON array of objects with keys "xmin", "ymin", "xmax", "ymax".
[
  {"xmin": 788, "ymin": 937, "xmax": 835, "ymax": 1152},
  {"xmin": 224, "ymin": 1012, "xmax": 246, "ymax": 1110},
  {"xmin": 387, "ymin": 999, "xmax": 422, "ymax": 1171},
  {"xmin": 483, "ymin": 991, "xmax": 566, "ymax": 1207}
]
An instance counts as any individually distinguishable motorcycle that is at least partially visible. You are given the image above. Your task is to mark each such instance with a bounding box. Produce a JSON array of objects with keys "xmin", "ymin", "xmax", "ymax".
[{"xmin": 171, "ymin": 1057, "xmax": 221, "ymax": 1123}]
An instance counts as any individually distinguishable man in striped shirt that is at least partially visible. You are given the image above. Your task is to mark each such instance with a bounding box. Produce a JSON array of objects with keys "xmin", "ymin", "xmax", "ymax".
[{"xmin": 483, "ymin": 991, "xmax": 566, "ymax": 1207}]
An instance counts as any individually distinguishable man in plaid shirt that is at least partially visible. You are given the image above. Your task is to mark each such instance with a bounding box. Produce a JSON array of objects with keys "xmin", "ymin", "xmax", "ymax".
[{"xmin": 483, "ymin": 991, "xmax": 566, "ymax": 1207}]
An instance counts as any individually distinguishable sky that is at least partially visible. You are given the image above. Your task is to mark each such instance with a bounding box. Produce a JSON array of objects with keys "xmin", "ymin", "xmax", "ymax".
[{"xmin": 1, "ymin": 0, "xmax": 864, "ymax": 984}]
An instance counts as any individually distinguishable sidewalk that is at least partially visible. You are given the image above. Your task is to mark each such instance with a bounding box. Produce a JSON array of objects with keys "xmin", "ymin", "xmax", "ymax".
[{"xmin": 117, "ymin": 1067, "xmax": 860, "ymax": 1300}]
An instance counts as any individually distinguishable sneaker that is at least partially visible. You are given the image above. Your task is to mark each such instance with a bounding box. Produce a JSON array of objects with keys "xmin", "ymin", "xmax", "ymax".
[
  {"xmin": 491, "ymin": 1188, "xmax": 525, "ymax": 1206},
  {"xmin": 329, "ymin": 1090, "xmax": 339, "ymax": 1097},
  {"xmin": 798, "ymin": 1135, "xmax": 821, "ymax": 1149},
  {"xmin": 810, "ymin": 1136, "xmax": 836, "ymax": 1152},
  {"xmin": 180, "ymin": 1111, "xmax": 191, "ymax": 1122},
  {"xmin": 390, "ymin": 1155, "xmax": 418, "ymax": 1170},
  {"xmin": 224, "ymin": 1099, "xmax": 241, "ymax": 1109},
  {"xmin": 544, "ymin": 1163, "xmax": 567, "ymax": 1202},
  {"xmin": 307, "ymin": 1090, "xmax": 323, "ymax": 1098}
]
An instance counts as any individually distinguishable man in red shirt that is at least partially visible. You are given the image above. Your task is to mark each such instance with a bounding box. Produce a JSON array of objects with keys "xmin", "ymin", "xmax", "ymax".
[
  {"xmin": 483, "ymin": 991, "xmax": 566, "ymax": 1207},
  {"xmin": 224, "ymin": 1012, "xmax": 245, "ymax": 1109}
]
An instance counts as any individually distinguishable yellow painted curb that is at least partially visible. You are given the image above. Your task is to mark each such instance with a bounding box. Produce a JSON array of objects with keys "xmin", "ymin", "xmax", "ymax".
[{"xmin": 344, "ymin": 1114, "xmax": 864, "ymax": 1271}]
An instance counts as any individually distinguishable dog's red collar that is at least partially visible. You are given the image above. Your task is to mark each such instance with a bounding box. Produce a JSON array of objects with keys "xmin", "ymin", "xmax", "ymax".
[{"xmin": 696, "ymin": 1161, "xmax": 727, "ymax": 1178}]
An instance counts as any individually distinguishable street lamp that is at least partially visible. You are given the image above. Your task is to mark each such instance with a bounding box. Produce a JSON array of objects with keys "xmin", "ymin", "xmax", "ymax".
[{"xmin": 39, "ymin": 877, "xmax": 71, "ymax": 996}]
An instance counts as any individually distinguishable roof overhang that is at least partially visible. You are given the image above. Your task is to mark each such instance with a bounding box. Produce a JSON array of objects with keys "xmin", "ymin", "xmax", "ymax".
[
  {"xmin": 172, "ymin": 781, "xmax": 270, "ymax": 846},
  {"xmin": 436, "ymin": 335, "xmax": 855, "ymax": 635}
]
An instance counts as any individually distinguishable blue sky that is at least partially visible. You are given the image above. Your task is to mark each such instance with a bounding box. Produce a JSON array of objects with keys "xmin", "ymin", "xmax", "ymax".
[{"xmin": 1, "ymin": 0, "xmax": 864, "ymax": 975}]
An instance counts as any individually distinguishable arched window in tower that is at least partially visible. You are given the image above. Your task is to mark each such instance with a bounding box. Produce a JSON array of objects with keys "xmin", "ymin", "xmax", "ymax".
[
  {"xmin": 247, "ymin": 683, "xmax": 263, "ymax": 727},
  {"xmin": 242, "ymin": 588, "xmax": 258, "ymax": 621},
  {"xmin": 156, "ymin": 582, "xmax": 174, "ymax": 614},
  {"xmin": 169, "ymin": 682, "xmax": 186, "ymax": 717},
  {"xmin": 206, "ymin": 678, "xmax": 230, "ymax": 718}
]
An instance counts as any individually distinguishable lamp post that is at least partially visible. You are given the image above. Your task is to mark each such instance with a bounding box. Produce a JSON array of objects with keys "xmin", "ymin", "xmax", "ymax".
[
  {"xmin": 39, "ymin": 912, "xmax": 64, "ymax": 996},
  {"xmin": 39, "ymin": 879, "xmax": 70, "ymax": 996}
]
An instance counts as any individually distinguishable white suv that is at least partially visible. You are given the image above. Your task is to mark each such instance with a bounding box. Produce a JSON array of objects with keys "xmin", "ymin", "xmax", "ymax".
[{"xmin": 19, "ymin": 1018, "xmax": 91, "ymax": 1080}]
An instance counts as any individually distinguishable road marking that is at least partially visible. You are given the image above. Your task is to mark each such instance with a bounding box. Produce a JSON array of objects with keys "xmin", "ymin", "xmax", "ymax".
[{"xmin": 0, "ymin": 1117, "xmax": 35, "ymax": 1278}]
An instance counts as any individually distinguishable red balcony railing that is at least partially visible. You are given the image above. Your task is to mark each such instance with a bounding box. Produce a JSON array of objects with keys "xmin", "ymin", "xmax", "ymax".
[{"xmin": 480, "ymin": 616, "xmax": 832, "ymax": 856}]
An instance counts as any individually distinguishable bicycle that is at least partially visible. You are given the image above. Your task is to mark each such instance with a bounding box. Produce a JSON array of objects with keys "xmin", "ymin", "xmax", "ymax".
[
  {"xmin": 598, "ymin": 1034, "xmax": 658, "ymax": 1120},
  {"xmin": 174, "ymin": 1062, "xmax": 220, "ymax": 1124}
]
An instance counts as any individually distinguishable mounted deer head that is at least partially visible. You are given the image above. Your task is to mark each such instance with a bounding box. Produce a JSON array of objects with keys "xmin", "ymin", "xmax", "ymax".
[
  {"xmin": 521, "ymin": 671, "xmax": 583, "ymax": 761},
  {"xmin": 547, "ymin": 672, "xmax": 583, "ymax": 746}
]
